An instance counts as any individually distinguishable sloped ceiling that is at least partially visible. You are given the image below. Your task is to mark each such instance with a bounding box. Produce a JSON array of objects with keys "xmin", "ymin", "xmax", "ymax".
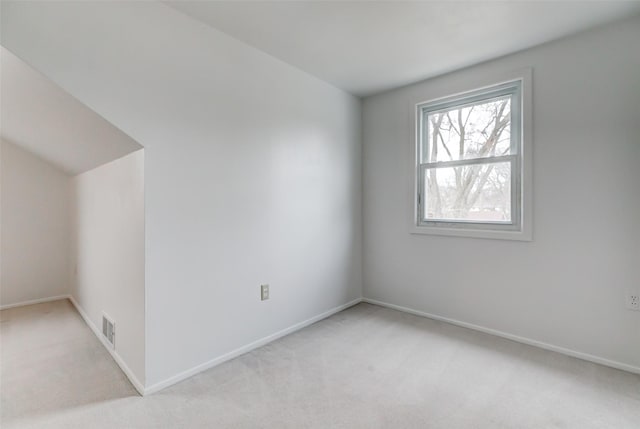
[
  {"xmin": 166, "ymin": 1, "xmax": 640, "ymax": 96},
  {"xmin": 1, "ymin": 47, "xmax": 142, "ymax": 175}
]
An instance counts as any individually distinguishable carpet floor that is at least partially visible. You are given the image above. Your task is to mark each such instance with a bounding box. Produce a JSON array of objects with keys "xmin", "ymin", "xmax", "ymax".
[{"xmin": 1, "ymin": 299, "xmax": 638, "ymax": 428}]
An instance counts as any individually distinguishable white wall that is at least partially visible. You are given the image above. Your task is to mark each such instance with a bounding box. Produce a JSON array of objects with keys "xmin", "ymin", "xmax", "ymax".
[
  {"xmin": 1, "ymin": 1, "xmax": 363, "ymax": 388},
  {"xmin": 1, "ymin": 139, "xmax": 71, "ymax": 307},
  {"xmin": 362, "ymin": 16, "xmax": 640, "ymax": 370},
  {"xmin": 70, "ymin": 150, "xmax": 145, "ymax": 386}
]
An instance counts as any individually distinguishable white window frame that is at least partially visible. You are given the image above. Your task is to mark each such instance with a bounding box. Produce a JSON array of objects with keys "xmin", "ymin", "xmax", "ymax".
[{"xmin": 409, "ymin": 69, "xmax": 533, "ymax": 241}]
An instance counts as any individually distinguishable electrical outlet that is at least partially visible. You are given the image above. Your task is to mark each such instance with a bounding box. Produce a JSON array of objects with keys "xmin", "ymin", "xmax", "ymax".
[
  {"xmin": 628, "ymin": 294, "xmax": 639, "ymax": 311},
  {"xmin": 261, "ymin": 284, "xmax": 269, "ymax": 301}
]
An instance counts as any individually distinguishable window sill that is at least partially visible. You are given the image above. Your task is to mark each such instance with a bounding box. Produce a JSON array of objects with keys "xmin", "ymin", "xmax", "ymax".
[{"xmin": 409, "ymin": 225, "xmax": 532, "ymax": 241}]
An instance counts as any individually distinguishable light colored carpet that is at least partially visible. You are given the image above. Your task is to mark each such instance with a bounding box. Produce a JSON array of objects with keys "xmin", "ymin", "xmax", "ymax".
[{"xmin": 1, "ymin": 299, "xmax": 639, "ymax": 428}]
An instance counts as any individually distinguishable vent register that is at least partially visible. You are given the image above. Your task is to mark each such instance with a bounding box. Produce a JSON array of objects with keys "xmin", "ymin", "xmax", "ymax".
[{"xmin": 102, "ymin": 314, "xmax": 115, "ymax": 348}]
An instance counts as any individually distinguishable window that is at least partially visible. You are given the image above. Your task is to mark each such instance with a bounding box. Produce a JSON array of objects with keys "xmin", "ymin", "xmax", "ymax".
[{"xmin": 412, "ymin": 75, "xmax": 531, "ymax": 240}]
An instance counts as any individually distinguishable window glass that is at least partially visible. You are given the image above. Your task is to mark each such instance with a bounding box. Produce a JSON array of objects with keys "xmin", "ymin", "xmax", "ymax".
[
  {"xmin": 423, "ymin": 161, "xmax": 512, "ymax": 222},
  {"xmin": 423, "ymin": 96, "xmax": 512, "ymax": 163}
]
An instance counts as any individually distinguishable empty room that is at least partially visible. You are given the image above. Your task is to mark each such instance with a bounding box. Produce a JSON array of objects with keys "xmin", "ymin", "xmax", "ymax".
[{"xmin": 0, "ymin": 1, "xmax": 638, "ymax": 428}]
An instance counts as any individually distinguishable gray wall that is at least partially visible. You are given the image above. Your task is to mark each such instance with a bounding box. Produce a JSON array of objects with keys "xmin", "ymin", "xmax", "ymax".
[
  {"xmin": 362, "ymin": 16, "xmax": 640, "ymax": 370},
  {"xmin": 71, "ymin": 150, "xmax": 145, "ymax": 387},
  {"xmin": 1, "ymin": 140, "xmax": 71, "ymax": 308}
]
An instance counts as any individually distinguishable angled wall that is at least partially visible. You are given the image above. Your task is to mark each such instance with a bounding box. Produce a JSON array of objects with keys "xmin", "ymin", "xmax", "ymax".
[
  {"xmin": 1, "ymin": 1, "xmax": 363, "ymax": 389},
  {"xmin": 0, "ymin": 139, "xmax": 71, "ymax": 308},
  {"xmin": 2, "ymin": 47, "xmax": 147, "ymax": 389}
]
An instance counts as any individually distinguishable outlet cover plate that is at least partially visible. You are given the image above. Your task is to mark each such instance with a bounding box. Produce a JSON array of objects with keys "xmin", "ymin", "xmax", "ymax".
[
  {"xmin": 628, "ymin": 294, "xmax": 639, "ymax": 311},
  {"xmin": 261, "ymin": 284, "xmax": 269, "ymax": 301}
]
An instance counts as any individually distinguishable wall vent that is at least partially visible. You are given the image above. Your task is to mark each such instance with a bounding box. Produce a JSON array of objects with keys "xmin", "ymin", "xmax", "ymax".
[{"xmin": 102, "ymin": 313, "xmax": 115, "ymax": 348}]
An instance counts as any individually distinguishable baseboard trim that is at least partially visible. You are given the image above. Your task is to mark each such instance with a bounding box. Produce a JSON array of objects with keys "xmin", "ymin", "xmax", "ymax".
[
  {"xmin": 362, "ymin": 297, "xmax": 640, "ymax": 376},
  {"xmin": 144, "ymin": 297, "xmax": 363, "ymax": 395},
  {"xmin": 68, "ymin": 296, "xmax": 145, "ymax": 395},
  {"xmin": 0, "ymin": 295, "xmax": 70, "ymax": 310}
]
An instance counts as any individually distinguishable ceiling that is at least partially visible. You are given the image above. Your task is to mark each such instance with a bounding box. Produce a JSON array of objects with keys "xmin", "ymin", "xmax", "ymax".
[
  {"xmin": 166, "ymin": 1, "xmax": 640, "ymax": 96},
  {"xmin": 0, "ymin": 47, "xmax": 142, "ymax": 175}
]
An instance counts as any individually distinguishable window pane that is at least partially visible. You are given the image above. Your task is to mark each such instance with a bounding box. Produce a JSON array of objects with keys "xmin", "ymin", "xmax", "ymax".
[
  {"xmin": 424, "ymin": 162, "xmax": 511, "ymax": 222},
  {"xmin": 424, "ymin": 96, "xmax": 511, "ymax": 163}
]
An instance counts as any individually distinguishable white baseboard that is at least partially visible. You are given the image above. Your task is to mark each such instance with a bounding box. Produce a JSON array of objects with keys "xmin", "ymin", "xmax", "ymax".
[
  {"xmin": 362, "ymin": 297, "xmax": 640, "ymax": 376},
  {"xmin": 144, "ymin": 297, "xmax": 363, "ymax": 395},
  {"xmin": 68, "ymin": 296, "xmax": 145, "ymax": 395},
  {"xmin": 0, "ymin": 295, "xmax": 71, "ymax": 310}
]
